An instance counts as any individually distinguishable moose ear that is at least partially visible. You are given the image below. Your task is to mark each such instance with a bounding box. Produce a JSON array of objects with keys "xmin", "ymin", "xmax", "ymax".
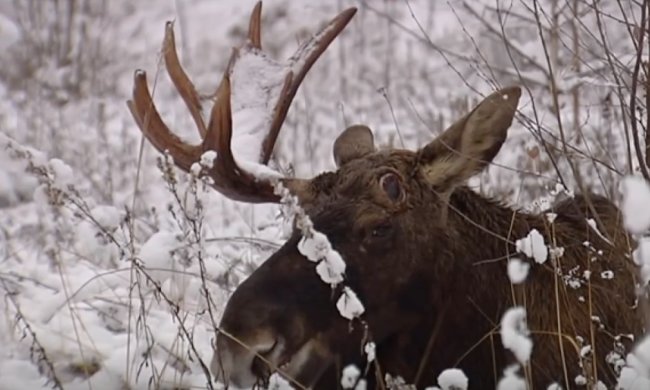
[
  {"xmin": 418, "ymin": 86, "xmax": 521, "ymax": 191},
  {"xmin": 333, "ymin": 125, "xmax": 376, "ymax": 168}
]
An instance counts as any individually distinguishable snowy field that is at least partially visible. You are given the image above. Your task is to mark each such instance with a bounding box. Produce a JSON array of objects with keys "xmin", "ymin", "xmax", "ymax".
[{"xmin": 1, "ymin": 0, "xmax": 650, "ymax": 389}]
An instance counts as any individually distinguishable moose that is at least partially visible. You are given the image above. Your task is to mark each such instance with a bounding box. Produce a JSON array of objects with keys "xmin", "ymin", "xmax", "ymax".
[{"xmin": 128, "ymin": 3, "xmax": 643, "ymax": 389}]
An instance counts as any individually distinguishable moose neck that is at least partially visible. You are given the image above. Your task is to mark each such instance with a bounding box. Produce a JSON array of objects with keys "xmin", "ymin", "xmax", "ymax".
[
  {"xmin": 447, "ymin": 186, "xmax": 536, "ymax": 260},
  {"xmin": 382, "ymin": 186, "xmax": 539, "ymax": 388},
  {"xmin": 443, "ymin": 186, "xmax": 538, "ymax": 303}
]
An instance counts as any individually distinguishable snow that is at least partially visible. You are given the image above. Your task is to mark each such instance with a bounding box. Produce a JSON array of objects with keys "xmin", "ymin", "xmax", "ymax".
[
  {"xmin": 507, "ymin": 258, "xmax": 529, "ymax": 284},
  {"xmin": 364, "ymin": 341, "xmax": 376, "ymax": 363},
  {"xmin": 497, "ymin": 365, "xmax": 526, "ymax": 390},
  {"xmin": 139, "ymin": 231, "xmax": 181, "ymax": 282},
  {"xmin": 500, "ymin": 307, "xmax": 532, "ymax": 364},
  {"xmin": 341, "ymin": 364, "xmax": 361, "ymax": 389},
  {"xmin": 268, "ymin": 373, "xmax": 295, "ymax": 390},
  {"xmin": 190, "ymin": 162, "xmax": 202, "ymax": 176},
  {"xmin": 593, "ymin": 381, "xmax": 607, "ymax": 390},
  {"xmin": 229, "ymin": 47, "xmax": 287, "ymax": 165},
  {"xmin": 74, "ymin": 205, "xmax": 123, "ymax": 268},
  {"xmin": 618, "ymin": 335, "xmax": 650, "ymax": 390},
  {"xmin": 298, "ymin": 231, "xmax": 334, "ymax": 262},
  {"xmin": 515, "ymin": 229, "xmax": 548, "ymax": 264},
  {"xmin": 621, "ymin": 176, "xmax": 650, "ymax": 234},
  {"xmin": 315, "ymin": 254, "xmax": 345, "ymax": 284},
  {"xmin": 545, "ymin": 212, "xmax": 557, "ymax": 224},
  {"xmin": 548, "ymin": 246, "xmax": 565, "ymax": 260},
  {"xmin": 437, "ymin": 368, "xmax": 468, "ymax": 390},
  {"xmin": 297, "ymin": 224, "xmax": 346, "ymax": 285},
  {"xmin": 236, "ymin": 159, "xmax": 284, "ymax": 181},
  {"xmin": 586, "ymin": 218, "xmax": 613, "ymax": 246},
  {"xmin": 200, "ymin": 150, "xmax": 217, "ymax": 169},
  {"xmin": 48, "ymin": 158, "xmax": 74, "ymax": 190},
  {"xmin": 634, "ymin": 237, "xmax": 650, "ymax": 284},
  {"xmin": 336, "ymin": 287, "xmax": 365, "ymax": 320},
  {"xmin": 600, "ymin": 270, "xmax": 614, "ymax": 280},
  {"xmin": 226, "ymin": 7, "xmax": 358, "ymax": 180}
]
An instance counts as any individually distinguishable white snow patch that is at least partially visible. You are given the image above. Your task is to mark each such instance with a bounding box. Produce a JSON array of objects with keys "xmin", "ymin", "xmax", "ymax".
[
  {"xmin": 586, "ymin": 218, "xmax": 613, "ymax": 246},
  {"xmin": 500, "ymin": 307, "xmax": 532, "ymax": 364},
  {"xmin": 618, "ymin": 335, "xmax": 650, "ymax": 390},
  {"xmin": 199, "ymin": 150, "xmax": 217, "ymax": 168},
  {"xmin": 621, "ymin": 176, "xmax": 650, "ymax": 234},
  {"xmin": 48, "ymin": 158, "xmax": 74, "ymax": 189},
  {"xmin": 634, "ymin": 237, "xmax": 650, "ymax": 284},
  {"xmin": 298, "ymin": 231, "xmax": 332, "ymax": 262},
  {"xmin": 497, "ymin": 365, "xmax": 526, "ymax": 390},
  {"xmin": 229, "ymin": 47, "xmax": 287, "ymax": 165},
  {"xmin": 190, "ymin": 162, "xmax": 201, "ymax": 176},
  {"xmin": 515, "ymin": 229, "xmax": 548, "ymax": 264},
  {"xmin": 365, "ymin": 342, "xmax": 376, "ymax": 363},
  {"xmin": 593, "ymin": 381, "xmax": 607, "ymax": 390},
  {"xmin": 268, "ymin": 372, "xmax": 295, "ymax": 390},
  {"xmin": 316, "ymin": 254, "xmax": 345, "ymax": 284},
  {"xmin": 75, "ymin": 205, "xmax": 122, "ymax": 267},
  {"xmin": 341, "ymin": 364, "xmax": 361, "ymax": 389},
  {"xmin": 236, "ymin": 158, "xmax": 283, "ymax": 181},
  {"xmin": 336, "ymin": 287, "xmax": 365, "ymax": 320},
  {"xmin": 545, "ymin": 212, "xmax": 557, "ymax": 224},
  {"xmin": 600, "ymin": 270, "xmax": 614, "ymax": 280},
  {"xmin": 507, "ymin": 258, "xmax": 529, "ymax": 284},
  {"xmin": 138, "ymin": 231, "xmax": 182, "ymax": 284},
  {"xmin": 437, "ymin": 368, "xmax": 468, "ymax": 390},
  {"xmin": 299, "ymin": 231, "xmax": 346, "ymax": 285},
  {"xmin": 549, "ymin": 246, "xmax": 564, "ymax": 260}
]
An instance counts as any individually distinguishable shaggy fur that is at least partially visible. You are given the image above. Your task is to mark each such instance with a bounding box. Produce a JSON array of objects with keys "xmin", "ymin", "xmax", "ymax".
[
  {"xmin": 216, "ymin": 149, "xmax": 642, "ymax": 389},
  {"xmin": 212, "ymin": 87, "xmax": 643, "ymax": 389}
]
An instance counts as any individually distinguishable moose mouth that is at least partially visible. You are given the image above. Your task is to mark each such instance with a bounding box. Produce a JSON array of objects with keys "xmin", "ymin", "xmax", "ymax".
[{"xmin": 249, "ymin": 338, "xmax": 332, "ymax": 388}]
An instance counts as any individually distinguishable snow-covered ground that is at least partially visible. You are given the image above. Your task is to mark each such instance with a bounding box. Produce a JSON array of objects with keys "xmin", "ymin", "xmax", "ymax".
[{"xmin": 1, "ymin": 0, "xmax": 649, "ymax": 389}]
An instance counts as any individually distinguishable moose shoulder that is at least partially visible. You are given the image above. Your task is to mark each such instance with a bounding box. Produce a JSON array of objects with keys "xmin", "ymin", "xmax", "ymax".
[{"xmin": 129, "ymin": 2, "xmax": 642, "ymax": 389}]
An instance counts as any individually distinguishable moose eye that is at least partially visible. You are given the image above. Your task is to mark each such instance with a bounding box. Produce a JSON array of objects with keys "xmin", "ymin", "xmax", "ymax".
[
  {"xmin": 371, "ymin": 223, "xmax": 393, "ymax": 238},
  {"xmin": 379, "ymin": 172, "xmax": 403, "ymax": 202}
]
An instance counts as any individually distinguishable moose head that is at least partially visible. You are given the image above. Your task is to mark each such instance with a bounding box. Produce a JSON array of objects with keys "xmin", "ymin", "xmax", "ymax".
[{"xmin": 129, "ymin": 3, "xmax": 642, "ymax": 389}]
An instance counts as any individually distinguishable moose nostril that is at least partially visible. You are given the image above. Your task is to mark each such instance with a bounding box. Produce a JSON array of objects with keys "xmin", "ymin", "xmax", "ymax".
[
  {"xmin": 253, "ymin": 333, "xmax": 279, "ymax": 355},
  {"xmin": 258, "ymin": 337, "xmax": 279, "ymax": 356},
  {"xmin": 211, "ymin": 330, "xmax": 283, "ymax": 388}
]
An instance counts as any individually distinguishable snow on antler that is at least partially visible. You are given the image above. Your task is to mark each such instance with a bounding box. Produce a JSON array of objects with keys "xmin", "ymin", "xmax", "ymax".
[{"xmin": 229, "ymin": 47, "xmax": 286, "ymax": 166}]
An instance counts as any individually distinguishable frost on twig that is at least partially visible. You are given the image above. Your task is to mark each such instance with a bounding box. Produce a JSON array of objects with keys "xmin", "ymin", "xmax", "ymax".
[
  {"xmin": 436, "ymin": 368, "xmax": 469, "ymax": 390},
  {"xmin": 496, "ymin": 365, "xmax": 526, "ymax": 390},
  {"xmin": 507, "ymin": 258, "xmax": 529, "ymax": 284},
  {"xmin": 274, "ymin": 182, "xmax": 365, "ymax": 321},
  {"xmin": 515, "ymin": 229, "xmax": 548, "ymax": 264},
  {"xmin": 500, "ymin": 307, "xmax": 532, "ymax": 364}
]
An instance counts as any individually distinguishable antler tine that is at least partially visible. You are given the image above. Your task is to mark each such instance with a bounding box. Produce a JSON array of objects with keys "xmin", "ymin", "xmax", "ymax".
[
  {"xmin": 260, "ymin": 7, "xmax": 357, "ymax": 164},
  {"xmin": 129, "ymin": 3, "xmax": 355, "ymax": 204},
  {"xmin": 248, "ymin": 1, "xmax": 262, "ymax": 49},
  {"xmin": 162, "ymin": 22, "xmax": 207, "ymax": 138},
  {"xmin": 128, "ymin": 70, "xmax": 202, "ymax": 172},
  {"xmin": 204, "ymin": 74, "xmax": 236, "ymax": 173}
]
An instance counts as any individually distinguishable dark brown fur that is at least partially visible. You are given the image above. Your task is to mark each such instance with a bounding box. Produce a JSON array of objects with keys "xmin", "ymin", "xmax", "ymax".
[{"xmin": 213, "ymin": 90, "xmax": 643, "ymax": 389}]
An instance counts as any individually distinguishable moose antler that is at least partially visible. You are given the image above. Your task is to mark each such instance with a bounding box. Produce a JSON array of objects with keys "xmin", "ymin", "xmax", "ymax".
[{"xmin": 128, "ymin": 2, "xmax": 356, "ymax": 203}]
